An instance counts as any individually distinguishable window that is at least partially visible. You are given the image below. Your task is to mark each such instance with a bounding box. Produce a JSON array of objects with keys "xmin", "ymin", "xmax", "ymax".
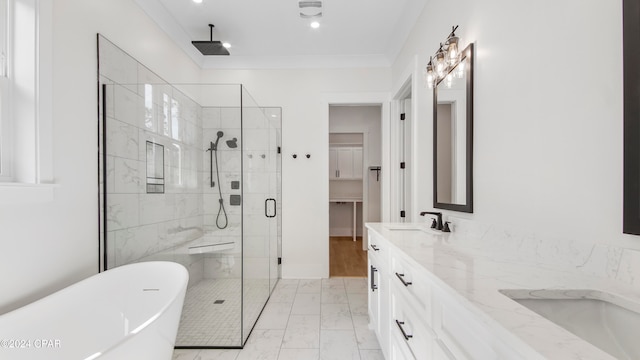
[
  {"xmin": 0, "ymin": 0, "xmax": 54, "ymax": 202},
  {"xmin": 0, "ymin": 0, "xmax": 53, "ymax": 186},
  {"xmin": 0, "ymin": 0, "xmax": 10, "ymax": 181}
]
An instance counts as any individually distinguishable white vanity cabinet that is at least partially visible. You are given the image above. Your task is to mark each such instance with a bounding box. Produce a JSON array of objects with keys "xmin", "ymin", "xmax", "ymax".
[{"xmin": 367, "ymin": 229, "xmax": 526, "ymax": 360}]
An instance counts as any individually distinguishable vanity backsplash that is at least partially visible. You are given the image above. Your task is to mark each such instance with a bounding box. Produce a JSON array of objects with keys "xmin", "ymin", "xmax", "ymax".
[{"xmin": 445, "ymin": 216, "xmax": 640, "ymax": 288}]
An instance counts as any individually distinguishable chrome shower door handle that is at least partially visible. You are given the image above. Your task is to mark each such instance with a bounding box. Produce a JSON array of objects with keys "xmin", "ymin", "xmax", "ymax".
[{"xmin": 265, "ymin": 198, "xmax": 276, "ymax": 218}]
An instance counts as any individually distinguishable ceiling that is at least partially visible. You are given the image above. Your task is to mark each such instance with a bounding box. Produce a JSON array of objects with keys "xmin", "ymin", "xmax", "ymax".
[{"xmin": 134, "ymin": 0, "xmax": 428, "ymax": 69}]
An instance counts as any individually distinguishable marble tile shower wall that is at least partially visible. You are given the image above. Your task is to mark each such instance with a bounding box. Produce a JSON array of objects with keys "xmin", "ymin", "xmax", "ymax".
[
  {"xmin": 99, "ymin": 38, "xmax": 204, "ymax": 271},
  {"xmin": 448, "ymin": 216, "xmax": 640, "ymax": 289}
]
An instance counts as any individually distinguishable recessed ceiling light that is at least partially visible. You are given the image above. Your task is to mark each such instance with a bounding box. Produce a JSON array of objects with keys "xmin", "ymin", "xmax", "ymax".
[
  {"xmin": 193, "ymin": 0, "xmax": 203, "ymax": 3},
  {"xmin": 222, "ymin": 42, "xmax": 231, "ymax": 49},
  {"xmin": 310, "ymin": 21, "xmax": 320, "ymax": 29}
]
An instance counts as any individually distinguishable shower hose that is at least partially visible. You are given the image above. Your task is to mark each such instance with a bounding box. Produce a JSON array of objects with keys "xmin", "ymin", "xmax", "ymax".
[{"xmin": 213, "ymin": 147, "xmax": 228, "ymax": 229}]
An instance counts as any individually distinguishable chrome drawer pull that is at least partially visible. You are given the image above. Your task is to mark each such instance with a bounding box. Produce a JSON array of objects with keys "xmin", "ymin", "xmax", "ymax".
[
  {"xmin": 370, "ymin": 244, "xmax": 380, "ymax": 251},
  {"xmin": 395, "ymin": 272, "xmax": 412, "ymax": 287},
  {"xmin": 395, "ymin": 320, "xmax": 413, "ymax": 341}
]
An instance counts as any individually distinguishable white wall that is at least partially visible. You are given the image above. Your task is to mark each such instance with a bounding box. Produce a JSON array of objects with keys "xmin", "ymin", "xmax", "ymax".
[
  {"xmin": 0, "ymin": 0, "xmax": 201, "ymax": 313},
  {"xmin": 199, "ymin": 69, "xmax": 390, "ymax": 278},
  {"xmin": 392, "ymin": 0, "xmax": 636, "ymax": 249}
]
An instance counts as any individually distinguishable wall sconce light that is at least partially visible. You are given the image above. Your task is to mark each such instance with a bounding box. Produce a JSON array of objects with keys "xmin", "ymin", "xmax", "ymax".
[{"xmin": 424, "ymin": 25, "xmax": 463, "ymax": 89}]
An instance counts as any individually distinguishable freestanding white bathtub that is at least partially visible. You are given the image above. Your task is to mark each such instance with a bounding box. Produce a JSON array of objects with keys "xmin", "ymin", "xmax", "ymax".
[{"xmin": 0, "ymin": 261, "xmax": 188, "ymax": 360}]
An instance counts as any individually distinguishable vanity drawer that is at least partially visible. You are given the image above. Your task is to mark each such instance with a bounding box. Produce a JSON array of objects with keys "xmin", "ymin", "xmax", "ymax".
[
  {"xmin": 433, "ymin": 291, "xmax": 496, "ymax": 360},
  {"xmin": 368, "ymin": 232, "xmax": 388, "ymax": 266},
  {"xmin": 389, "ymin": 318, "xmax": 418, "ymax": 360},
  {"xmin": 390, "ymin": 250, "xmax": 432, "ymax": 320},
  {"xmin": 391, "ymin": 281, "xmax": 435, "ymax": 360}
]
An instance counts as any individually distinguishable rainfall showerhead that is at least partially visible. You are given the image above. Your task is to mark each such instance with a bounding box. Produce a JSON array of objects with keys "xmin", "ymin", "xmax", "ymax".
[
  {"xmin": 226, "ymin": 137, "xmax": 238, "ymax": 149},
  {"xmin": 192, "ymin": 24, "xmax": 230, "ymax": 56}
]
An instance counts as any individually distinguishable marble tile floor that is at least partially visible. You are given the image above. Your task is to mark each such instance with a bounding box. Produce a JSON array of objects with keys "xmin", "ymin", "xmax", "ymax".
[{"xmin": 173, "ymin": 278, "xmax": 383, "ymax": 360}]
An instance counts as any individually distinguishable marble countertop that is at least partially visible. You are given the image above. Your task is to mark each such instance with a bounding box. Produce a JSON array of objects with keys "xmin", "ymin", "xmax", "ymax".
[{"xmin": 366, "ymin": 223, "xmax": 640, "ymax": 360}]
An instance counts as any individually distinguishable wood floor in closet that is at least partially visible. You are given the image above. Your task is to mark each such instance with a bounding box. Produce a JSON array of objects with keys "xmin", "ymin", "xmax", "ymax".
[{"xmin": 329, "ymin": 236, "xmax": 367, "ymax": 277}]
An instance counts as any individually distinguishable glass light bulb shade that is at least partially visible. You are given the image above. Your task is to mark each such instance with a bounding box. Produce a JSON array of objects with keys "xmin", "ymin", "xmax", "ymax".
[
  {"xmin": 425, "ymin": 74, "xmax": 434, "ymax": 89},
  {"xmin": 435, "ymin": 52, "xmax": 447, "ymax": 78},
  {"xmin": 425, "ymin": 63, "xmax": 436, "ymax": 88},
  {"xmin": 436, "ymin": 64, "xmax": 446, "ymax": 78},
  {"xmin": 426, "ymin": 63, "xmax": 434, "ymax": 75},
  {"xmin": 427, "ymin": 73, "xmax": 435, "ymax": 88},
  {"xmin": 447, "ymin": 36, "xmax": 459, "ymax": 65},
  {"xmin": 310, "ymin": 21, "xmax": 320, "ymax": 29}
]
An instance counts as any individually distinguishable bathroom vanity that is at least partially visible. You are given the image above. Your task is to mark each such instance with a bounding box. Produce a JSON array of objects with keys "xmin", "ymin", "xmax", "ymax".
[{"xmin": 366, "ymin": 223, "xmax": 639, "ymax": 360}]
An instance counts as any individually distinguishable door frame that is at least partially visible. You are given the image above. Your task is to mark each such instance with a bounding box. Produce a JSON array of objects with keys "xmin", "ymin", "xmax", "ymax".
[
  {"xmin": 390, "ymin": 55, "xmax": 420, "ymax": 222},
  {"xmin": 321, "ymin": 92, "xmax": 390, "ymax": 257}
]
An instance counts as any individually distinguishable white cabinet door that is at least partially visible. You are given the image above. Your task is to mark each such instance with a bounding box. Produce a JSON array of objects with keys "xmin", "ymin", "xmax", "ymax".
[
  {"xmin": 368, "ymin": 255, "xmax": 380, "ymax": 328},
  {"xmin": 329, "ymin": 147, "xmax": 362, "ymax": 180},
  {"xmin": 368, "ymin": 234, "xmax": 390, "ymax": 358},
  {"xmin": 329, "ymin": 148, "xmax": 339, "ymax": 180},
  {"xmin": 336, "ymin": 148, "xmax": 354, "ymax": 179},
  {"xmin": 352, "ymin": 147, "xmax": 363, "ymax": 179}
]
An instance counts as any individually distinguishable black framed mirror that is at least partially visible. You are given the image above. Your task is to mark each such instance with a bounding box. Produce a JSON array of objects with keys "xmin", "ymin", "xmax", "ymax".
[
  {"xmin": 433, "ymin": 43, "xmax": 474, "ymax": 213},
  {"xmin": 624, "ymin": 0, "xmax": 640, "ymax": 234}
]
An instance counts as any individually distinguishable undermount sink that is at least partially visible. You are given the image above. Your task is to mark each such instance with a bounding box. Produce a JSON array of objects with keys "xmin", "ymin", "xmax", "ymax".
[
  {"xmin": 383, "ymin": 224, "xmax": 442, "ymax": 235},
  {"xmin": 501, "ymin": 289, "xmax": 640, "ymax": 360}
]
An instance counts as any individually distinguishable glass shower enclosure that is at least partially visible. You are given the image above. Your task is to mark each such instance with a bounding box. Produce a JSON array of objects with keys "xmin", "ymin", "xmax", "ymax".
[{"xmin": 97, "ymin": 36, "xmax": 281, "ymax": 348}]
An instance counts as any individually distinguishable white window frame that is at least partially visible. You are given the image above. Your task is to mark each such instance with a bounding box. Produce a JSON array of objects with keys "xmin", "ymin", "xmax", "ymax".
[
  {"xmin": 0, "ymin": 0, "xmax": 55, "ymax": 203},
  {"xmin": 0, "ymin": 0, "xmax": 11, "ymax": 181}
]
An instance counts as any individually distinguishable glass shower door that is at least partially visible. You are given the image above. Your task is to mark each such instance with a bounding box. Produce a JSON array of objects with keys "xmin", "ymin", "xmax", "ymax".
[
  {"xmin": 265, "ymin": 108, "xmax": 282, "ymax": 293},
  {"xmin": 241, "ymin": 87, "xmax": 272, "ymax": 344}
]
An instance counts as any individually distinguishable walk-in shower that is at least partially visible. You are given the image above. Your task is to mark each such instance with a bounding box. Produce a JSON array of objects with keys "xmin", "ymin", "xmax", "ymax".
[{"xmin": 97, "ymin": 36, "xmax": 282, "ymax": 348}]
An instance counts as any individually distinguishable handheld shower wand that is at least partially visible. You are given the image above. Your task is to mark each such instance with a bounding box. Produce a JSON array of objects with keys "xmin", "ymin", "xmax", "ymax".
[
  {"xmin": 206, "ymin": 130, "xmax": 229, "ymax": 229},
  {"xmin": 212, "ymin": 131, "xmax": 224, "ymax": 151}
]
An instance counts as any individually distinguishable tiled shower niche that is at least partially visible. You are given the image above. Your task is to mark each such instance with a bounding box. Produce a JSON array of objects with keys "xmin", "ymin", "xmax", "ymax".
[{"xmin": 97, "ymin": 35, "xmax": 281, "ymax": 348}]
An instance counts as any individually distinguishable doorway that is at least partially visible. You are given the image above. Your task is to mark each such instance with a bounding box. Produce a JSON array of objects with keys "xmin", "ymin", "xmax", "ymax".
[{"xmin": 328, "ymin": 105, "xmax": 382, "ymax": 277}]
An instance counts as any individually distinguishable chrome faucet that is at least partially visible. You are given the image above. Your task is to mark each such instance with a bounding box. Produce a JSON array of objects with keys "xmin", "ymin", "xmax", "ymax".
[{"xmin": 420, "ymin": 211, "xmax": 443, "ymax": 230}]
